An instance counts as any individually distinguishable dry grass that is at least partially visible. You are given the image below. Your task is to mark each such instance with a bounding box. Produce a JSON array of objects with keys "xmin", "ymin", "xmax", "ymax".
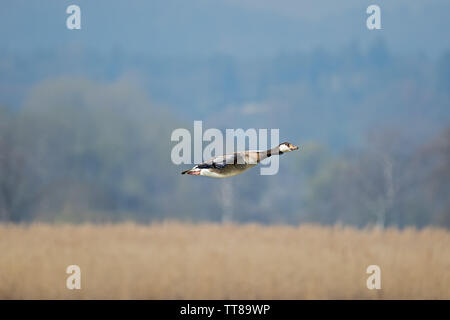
[{"xmin": 0, "ymin": 222, "xmax": 449, "ymax": 299}]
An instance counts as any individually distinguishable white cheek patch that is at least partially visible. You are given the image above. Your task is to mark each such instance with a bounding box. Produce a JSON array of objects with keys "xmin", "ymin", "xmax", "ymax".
[{"xmin": 279, "ymin": 144, "xmax": 290, "ymax": 153}]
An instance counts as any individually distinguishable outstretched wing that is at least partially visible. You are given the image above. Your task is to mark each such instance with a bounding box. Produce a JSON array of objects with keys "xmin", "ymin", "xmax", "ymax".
[{"xmin": 197, "ymin": 153, "xmax": 238, "ymax": 170}]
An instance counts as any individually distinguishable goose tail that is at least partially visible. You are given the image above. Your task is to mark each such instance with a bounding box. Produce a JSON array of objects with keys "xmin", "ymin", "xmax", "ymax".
[{"xmin": 181, "ymin": 167, "xmax": 201, "ymax": 175}]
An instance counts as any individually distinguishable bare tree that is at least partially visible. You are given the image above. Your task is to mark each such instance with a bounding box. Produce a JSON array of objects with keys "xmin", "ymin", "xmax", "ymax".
[
  {"xmin": 0, "ymin": 115, "xmax": 40, "ymax": 222},
  {"xmin": 0, "ymin": 136, "xmax": 24, "ymax": 221}
]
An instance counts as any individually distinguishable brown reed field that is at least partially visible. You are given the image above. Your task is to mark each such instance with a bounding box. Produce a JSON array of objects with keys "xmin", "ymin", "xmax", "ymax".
[{"xmin": 0, "ymin": 222, "xmax": 449, "ymax": 299}]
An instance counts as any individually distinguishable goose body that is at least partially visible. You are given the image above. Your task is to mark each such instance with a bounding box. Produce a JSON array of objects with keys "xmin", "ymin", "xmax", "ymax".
[{"xmin": 181, "ymin": 142, "xmax": 299, "ymax": 178}]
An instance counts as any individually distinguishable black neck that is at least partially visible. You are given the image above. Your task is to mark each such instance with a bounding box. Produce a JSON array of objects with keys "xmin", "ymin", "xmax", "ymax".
[{"xmin": 259, "ymin": 146, "xmax": 282, "ymax": 161}]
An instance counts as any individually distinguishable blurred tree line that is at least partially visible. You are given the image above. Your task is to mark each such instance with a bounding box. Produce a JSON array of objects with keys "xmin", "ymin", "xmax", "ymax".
[
  {"xmin": 0, "ymin": 76, "xmax": 449, "ymax": 228},
  {"xmin": 0, "ymin": 43, "xmax": 449, "ymax": 228},
  {"xmin": 299, "ymin": 129, "xmax": 450, "ymax": 228}
]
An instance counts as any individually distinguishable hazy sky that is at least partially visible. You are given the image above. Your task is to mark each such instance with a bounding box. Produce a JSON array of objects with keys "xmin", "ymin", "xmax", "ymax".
[{"xmin": 1, "ymin": 0, "xmax": 449, "ymax": 57}]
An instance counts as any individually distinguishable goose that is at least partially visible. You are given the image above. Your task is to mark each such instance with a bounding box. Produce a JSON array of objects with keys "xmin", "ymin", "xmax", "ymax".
[{"xmin": 181, "ymin": 142, "xmax": 299, "ymax": 178}]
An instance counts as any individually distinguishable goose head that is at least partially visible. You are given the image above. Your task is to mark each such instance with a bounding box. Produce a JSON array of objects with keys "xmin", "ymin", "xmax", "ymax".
[{"xmin": 279, "ymin": 142, "xmax": 299, "ymax": 153}]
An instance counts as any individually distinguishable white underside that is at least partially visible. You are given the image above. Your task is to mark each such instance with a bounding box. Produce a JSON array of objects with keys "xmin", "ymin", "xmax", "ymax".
[
  {"xmin": 200, "ymin": 169, "xmax": 231, "ymax": 178},
  {"xmin": 199, "ymin": 165, "xmax": 256, "ymax": 178}
]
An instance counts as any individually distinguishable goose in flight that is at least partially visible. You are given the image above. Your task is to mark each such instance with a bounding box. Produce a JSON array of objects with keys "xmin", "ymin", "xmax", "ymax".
[{"xmin": 181, "ymin": 142, "xmax": 299, "ymax": 178}]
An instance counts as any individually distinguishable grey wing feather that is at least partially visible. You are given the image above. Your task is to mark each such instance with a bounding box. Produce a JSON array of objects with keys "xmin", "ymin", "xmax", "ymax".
[{"xmin": 197, "ymin": 153, "xmax": 237, "ymax": 170}]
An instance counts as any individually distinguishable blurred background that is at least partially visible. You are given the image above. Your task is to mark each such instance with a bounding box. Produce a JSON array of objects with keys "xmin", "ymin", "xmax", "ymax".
[{"xmin": 1, "ymin": 0, "xmax": 449, "ymax": 228}]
